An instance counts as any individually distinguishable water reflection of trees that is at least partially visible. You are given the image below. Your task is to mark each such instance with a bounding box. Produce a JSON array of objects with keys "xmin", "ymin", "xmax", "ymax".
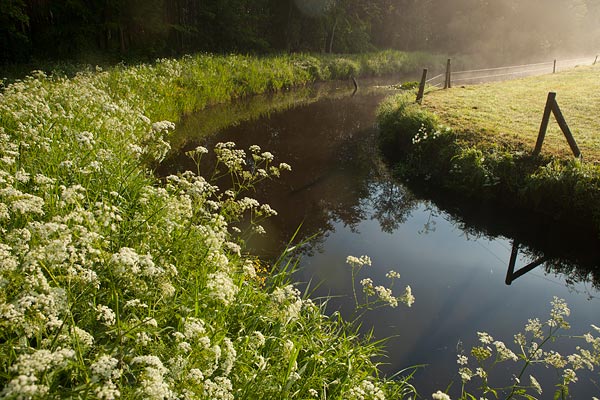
[
  {"xmin": 159, "ymin": 88, "xmax": 599, "ymax": 291},
  {"xmin": 159, "ymin": 91, "xmax": 421, "ymax": 260}
]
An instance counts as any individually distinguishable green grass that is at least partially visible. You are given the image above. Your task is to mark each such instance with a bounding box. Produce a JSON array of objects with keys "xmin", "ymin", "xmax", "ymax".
[
  {"xmin": 0, "ymin": 51, "xmax": 434, "ymax": 399},
  {"xmin": 422, "ymin": 65, "xmax": 600, "ymax": 162}
]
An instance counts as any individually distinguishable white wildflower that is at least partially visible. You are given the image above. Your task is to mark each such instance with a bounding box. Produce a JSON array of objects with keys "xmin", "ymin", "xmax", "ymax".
[
  {"xmin": 348, "ymin": 380, "xmax": 385, "ymax": 400},
  {"xmin": 432, "ymin": 391, "xmax": 451, "ymax": 400},
  {"xmin": 386, "ymin": 270, "xmax": 401, "ymax": 279},
  {"xmin": 494, "ymin": 341, "xmax": 518, "ymax": 362},
  {"xmin": 96, "ymin": 304, "xmax": 116, "ymax": 326},
  {"xmin": 14, "ymin": 169, "xmax": 30, "ymax": 183},
  {"xmin": 250, "ymin": 331, "xmax": 266, "ymax": 348},
  {"xmin": 221, "ymin": 337, "xmax": 236, "ymax": 375},
  {"xmin": 374, "ymin": 285, "xmax": 398, "ymax": 307},
  {"xmin": 563, "ymin": 368, "xmax": 577, "ymax": 384},
  {"xmin": 402, "ymin": 285, "xmax": 415, "ymax": 307},
  {"xmin": 278, "ymin": 162, "xmax": 292, "ymax": 171},
  {"xmin": 477, "ymin": 332, "xmax": 494, "ymax": 345},
  {"xmin": 544, "ymin": 350, "xmax": 567, "ymax": 368},
  {"xmin": 457, "ymin": 354, "xmax": 468, "ymax": 366},
  {"xmin": 151, "ymin": 120, "xmax": 176, "ymax": 134},
  {"xmin": 346, "ymin": 255, "xmax": 372, "ymax": 268},
  {"xmin": 525, "ymin": 318, "xmax": 544, "ymax": 338},
  {"xmin": 183, "ymin": 317, "xmax": 206, "ymax": 341},
  {"xmin": 203, "ymin": 377, "xmax": 234, "ymax": 400},
  {"xmin": 75, "ymin": 131, "xmax": 95, "ymax": 148},
  {"xmin": 1, "ymin": 374, "xmax": 48, "ymax": 399},
  {"xmin": 529, "ymin": 375, "xmax": 542, "ymax": 394},
  {"xmin": 91, "ymin": 355, "xmax": 121, "ymax": 381},
  {"xmin": 206, "ymin": 271, "xmax": 238, "ymax": 306},
  {"xmin": 188, "ymin": 368, "xmax": 204, "ymax": 384},
  {"xmin": 459, "ymin": 367, "xmax": 474, "ymax": 382},
  {"xmin": 261, "ymin": 151, "xmax": 274, "ymax": 162},
  {"xmin": 194, "ymin": 145, "xmax": 208, "ymax": 154},
  {"xmin": 110, "ymin": 247, "xmax": 140, "ymax": 274},
  {"xmin": 10, "ymin": 348, "xmax": 74, "ymax": 376},
  {"xmin": 360, "ymin": 278, "xmax": 374, "ymax": 296}
]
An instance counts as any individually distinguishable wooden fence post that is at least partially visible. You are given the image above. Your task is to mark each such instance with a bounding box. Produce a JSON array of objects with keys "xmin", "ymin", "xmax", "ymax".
[
  {"xmin": 551, "ymin": 99, "xmax": 582, "ymax": 158},
  {"xmin": 444, "ymin": 58, "xmax": 452, "ymax": 89},
  {"xmin": 534, "ymin": 92, "xmax": 555, "ymax": 156},
  {"xmin": 416, "ymin": 68, "xmax": 428, "ymax": 104},
  {"xmin": 594, "ymin": 55, "xmax": 598, "ymax": 65},
  {"xmin": 553, "ymin": 59, "xmax": 557, "ymax": 73},
  {"xmin": 534, "ymin": 92, "xmax": 582, "ymax": 158}
]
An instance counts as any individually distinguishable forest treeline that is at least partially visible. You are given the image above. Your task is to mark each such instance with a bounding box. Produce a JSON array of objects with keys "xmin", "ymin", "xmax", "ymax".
[{"xmin": 2, "ymin": 0, "xmax": 599, "ymax": 65}]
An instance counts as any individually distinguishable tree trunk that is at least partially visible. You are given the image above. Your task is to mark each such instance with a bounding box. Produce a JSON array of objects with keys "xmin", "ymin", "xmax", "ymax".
[
  {"xmin": 328, "ymin": 17, "xmax": 337, "ymax": 53},
  {"xmin": 119, "ymin": 24, "xmax": 125, "ymax": 53}
]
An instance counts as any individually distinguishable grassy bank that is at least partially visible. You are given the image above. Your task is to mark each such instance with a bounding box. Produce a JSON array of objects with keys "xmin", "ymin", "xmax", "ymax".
[
  {"xmin": 0, "ymin": 52, "xmax": 431, "ymax": 398},
  {"xmin": 377, "ymin": 65, "xmax": 600, "ymax": 235},
  {"xmin": 1, "ymin": 50, "xmax": 443, "ymax": 123}
]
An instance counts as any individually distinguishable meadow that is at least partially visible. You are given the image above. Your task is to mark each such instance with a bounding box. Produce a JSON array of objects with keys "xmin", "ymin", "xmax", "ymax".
[{"xmin": 377, "ymin": 65, "xmax": 600, "ymax": 235}]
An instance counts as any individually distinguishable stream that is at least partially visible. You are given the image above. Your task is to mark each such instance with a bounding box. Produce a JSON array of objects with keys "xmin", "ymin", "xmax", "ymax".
[{"xmin": 159, "ymin": 78, "xmax": 600, "ymax": 397}]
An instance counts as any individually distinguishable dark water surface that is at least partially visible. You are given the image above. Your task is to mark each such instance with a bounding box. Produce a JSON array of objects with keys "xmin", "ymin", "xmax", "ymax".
[{"xmin": 161, "ymin": 79, "xmax": 600, "ymax": 397}]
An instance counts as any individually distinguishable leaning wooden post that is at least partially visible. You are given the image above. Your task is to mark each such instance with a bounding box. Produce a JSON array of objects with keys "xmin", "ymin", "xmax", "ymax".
[
  {"xmin": 553, "ymin": 59, "xmax": 557, "ymax": 73},
  {"xmin": 533, "ymin": 92, "xmax": 555, "ymax": 156},
  {"xmin": 444, "ymin": 58, "xmax": 452, "ymax": 89},
  {"xmin": 594, "ymin": 55, "xmax": 598, "ymax": 65},
  {"xmin": 416, "ymin": 68, "xmax": 428, "ymax": 104},
  {"xmin": 551, "ymin": 98, "xmax": 582, "ymax": 158},
  {"xmin": 534, "ymin": 92, "xmax": 582, "ymax": 158}
]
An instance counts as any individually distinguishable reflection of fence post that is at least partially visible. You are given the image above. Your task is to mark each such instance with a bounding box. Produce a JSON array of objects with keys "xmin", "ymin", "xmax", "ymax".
[
  {"xmin": 534, "ymin": 92, "xmax": 582, "ymax": 158},
  {"xmin": 553, "ymin": 59, "xmax": 557, "ymax": 73},
  {"xmin": 505, "ymin": 241, "xmax": 520, "ymax": 285},
  {"xmin": 505, "ymin": 240, "xmax": 549, "ymax": 285},
  {"xmin": 416, "ymin": 68, "xmax": 428, "ymax": 104},
  {"xmin": 444, "ymin": 59, "xmax": 452, "ymax": 89}
]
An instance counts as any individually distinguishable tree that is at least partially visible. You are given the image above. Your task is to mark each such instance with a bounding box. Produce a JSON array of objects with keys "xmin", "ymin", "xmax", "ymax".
[{"xmin": 0, "ymin": 0, "xmax": 29, "ymax": 62}]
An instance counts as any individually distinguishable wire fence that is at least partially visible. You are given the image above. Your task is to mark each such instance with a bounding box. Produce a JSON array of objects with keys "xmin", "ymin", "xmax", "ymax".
[{"xmin": 425, "ymin": 56, "xmax": 598, "ymax": 88}]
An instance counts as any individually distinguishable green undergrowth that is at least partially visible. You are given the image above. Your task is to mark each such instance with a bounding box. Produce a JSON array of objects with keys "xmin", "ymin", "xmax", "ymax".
[
  {"xmin": 0, "ymin": 52, "xmax": 434, "ymax": 398},
  {"xmin": 377, "ymin": 91, "xmax": 600, "ymax": 236},
  {"xmin": 1, "ymin": 50, "xmax": 444, "ymax": 123}
]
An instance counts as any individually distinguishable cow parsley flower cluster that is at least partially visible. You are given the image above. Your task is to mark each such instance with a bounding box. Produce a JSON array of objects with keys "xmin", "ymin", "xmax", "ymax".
[
  {"xmin": 444, "ymin": 297, "xmax": 600, "ymax": 399},
  {"xmin": 348, "ymin": 255, "xmax": 415, "ymax": 311}
]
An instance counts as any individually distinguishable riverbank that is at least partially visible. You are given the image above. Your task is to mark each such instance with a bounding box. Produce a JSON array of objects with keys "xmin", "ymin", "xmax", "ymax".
[
  {"xmin": 0, "ymin": 51, "xmax": 433, "ymax": 398},
  {"xmin": 377, "ymin": 65, "xmax": 600, "ymax": 236}
]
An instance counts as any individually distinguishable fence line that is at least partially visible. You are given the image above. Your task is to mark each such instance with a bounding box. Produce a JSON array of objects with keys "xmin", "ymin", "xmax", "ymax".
[
  {"xmin": 452, "ymin": 66, "xmax": 552, "ymax": 83},
  {"xmin": 453, "ymin": 60, "xmax": 554, "ymax": 75},
  {"xmin": 424, "ymin": 56, "xmax": 597, "ymax": 88}
]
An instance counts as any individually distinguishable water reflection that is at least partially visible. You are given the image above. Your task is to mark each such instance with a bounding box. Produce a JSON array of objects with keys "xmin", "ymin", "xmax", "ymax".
[
  {"xmin": 505, "ymin": 241, "xmax": 549, "ymax": 285},
  {"xmin": 160, "ymin": 82, "xmax": 600, "ymax": 396}
]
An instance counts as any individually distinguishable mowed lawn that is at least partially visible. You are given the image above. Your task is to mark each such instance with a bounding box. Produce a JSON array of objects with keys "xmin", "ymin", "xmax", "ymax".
[{"xmin": 423, "ymin": 64, "xmax": 600, "ymax": 162}]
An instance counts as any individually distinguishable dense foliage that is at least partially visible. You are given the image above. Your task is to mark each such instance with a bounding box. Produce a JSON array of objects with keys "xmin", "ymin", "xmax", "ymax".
[
  {"xmin": 2, "ymin": 0, "xmax": 599, "ymax": 64},
  {"xmin": 0, "ymin": 52, "xmax": 426, "ymax": 399}
]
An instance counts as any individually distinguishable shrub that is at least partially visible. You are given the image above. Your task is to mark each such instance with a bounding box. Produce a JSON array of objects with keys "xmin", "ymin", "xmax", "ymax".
[{"xmin": 377, "ymin": 93, "xmax": 439, "ymax": 161}]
